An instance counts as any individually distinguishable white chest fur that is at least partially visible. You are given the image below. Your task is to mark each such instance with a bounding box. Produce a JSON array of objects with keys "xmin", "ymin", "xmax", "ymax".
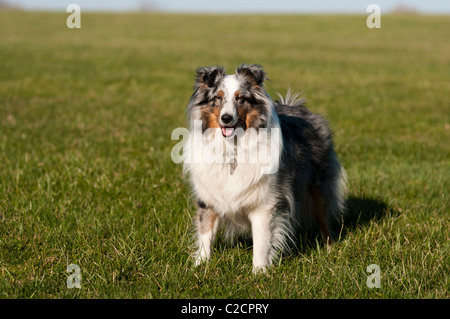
[
  {"xmin": 189, "ymin": 161, "xmax": 273, "ymax": 215},
  {"xmin": 183, "ymin": 119, "xmax": 282, "ymax": 215}
]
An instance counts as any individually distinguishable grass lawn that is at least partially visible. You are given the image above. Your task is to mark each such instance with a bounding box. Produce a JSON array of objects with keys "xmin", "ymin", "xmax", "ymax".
[{"xmin": 0, "ymin": 11, "xmax": 448, "ymax": 298}]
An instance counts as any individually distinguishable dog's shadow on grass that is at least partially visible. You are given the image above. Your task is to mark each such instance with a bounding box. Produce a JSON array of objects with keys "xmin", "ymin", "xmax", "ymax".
[
  {"xmin": 295, "ymin": 195, "xmax": 396, "ymax": 253},
  {"xmin": 340, "ymin": 195, "xmax": 396, "ymax": 236}
]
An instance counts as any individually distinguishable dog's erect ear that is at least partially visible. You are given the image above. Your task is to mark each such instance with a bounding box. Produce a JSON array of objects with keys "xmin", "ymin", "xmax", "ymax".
[
  {"xmin": 236, "ymin": 64, "xmax": 267, "ymax": 86},
  {"xmin": 195, "ymin": 66, "xmax": 226, "ymax": 88}
]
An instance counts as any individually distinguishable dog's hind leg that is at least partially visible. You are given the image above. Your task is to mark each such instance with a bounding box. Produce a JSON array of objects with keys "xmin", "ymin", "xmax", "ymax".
[
  {"xmin": 194, "ymin": 203, "xmax": 220, "ymax": 266},
  {"xmin": 310, "ymin": 186, "xmax": 334, "ymax": 245}
]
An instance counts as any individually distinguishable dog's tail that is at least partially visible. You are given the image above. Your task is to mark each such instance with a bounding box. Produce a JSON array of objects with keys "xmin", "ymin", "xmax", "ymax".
[{"xmin": 274, "ymin": 88, "xmax": 306, "ymax": 107}]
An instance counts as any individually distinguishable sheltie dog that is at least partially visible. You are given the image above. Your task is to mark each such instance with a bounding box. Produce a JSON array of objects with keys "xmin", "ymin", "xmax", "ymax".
[{"xmin": 182, "ymin": 64, "xmax": 347, "ymax": 273}]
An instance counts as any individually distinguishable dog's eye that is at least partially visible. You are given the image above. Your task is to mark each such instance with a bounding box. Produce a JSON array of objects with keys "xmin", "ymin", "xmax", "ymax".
[
  {"xmin": 214, "ymin": 96, "xmax": 223, "ymax": 102},
  {"xmin": 235, "ymin": 96, "xmax": 245, "ymax": 104}
]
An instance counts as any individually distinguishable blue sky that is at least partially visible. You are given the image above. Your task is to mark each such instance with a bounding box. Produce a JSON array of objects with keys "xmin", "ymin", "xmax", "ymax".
[{"xmin": 5, "ymin": 0, "xmax": 450, "ymax": 14}]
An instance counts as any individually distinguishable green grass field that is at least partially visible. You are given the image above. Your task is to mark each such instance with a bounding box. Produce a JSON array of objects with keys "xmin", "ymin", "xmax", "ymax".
[{"xmin": 0, "ymin": 11, "xmax": 449, "ymax": 298}]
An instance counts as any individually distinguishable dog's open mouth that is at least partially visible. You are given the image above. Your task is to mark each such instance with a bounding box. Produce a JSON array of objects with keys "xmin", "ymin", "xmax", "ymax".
[{"xmin": 221, "ymin": 126, "xmax": 235, "ymax": 138}]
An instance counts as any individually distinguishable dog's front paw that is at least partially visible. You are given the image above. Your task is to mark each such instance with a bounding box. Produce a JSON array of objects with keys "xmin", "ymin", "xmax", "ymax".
[
  {"xmin": 252, "ymin": 264, "xmax": 269, "ymax": 275},
  {"xmin": 194, "ymin": 252, "xmax": 209, "ymax": 267}
]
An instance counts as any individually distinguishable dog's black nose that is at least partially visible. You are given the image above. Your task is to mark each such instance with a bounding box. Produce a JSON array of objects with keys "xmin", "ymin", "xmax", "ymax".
[{"xmin": 221, "ymin": 114, "xmax": 233, "ymax": 124}]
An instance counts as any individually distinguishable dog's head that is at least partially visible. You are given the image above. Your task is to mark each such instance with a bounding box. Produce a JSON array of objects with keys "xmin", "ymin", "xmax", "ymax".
[{"xmin": 187, "ymin": 64, "xmax": 272, "ymax": 137}]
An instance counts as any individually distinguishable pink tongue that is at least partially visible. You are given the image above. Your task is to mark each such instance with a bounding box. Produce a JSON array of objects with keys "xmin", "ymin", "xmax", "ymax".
[{"xmin": 222, "ymin": 127, "xmax": 234, "ymax": 137}]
